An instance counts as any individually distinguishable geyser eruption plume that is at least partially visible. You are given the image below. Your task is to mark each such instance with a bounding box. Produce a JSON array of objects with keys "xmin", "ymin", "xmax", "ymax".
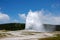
[
  {"xmin": 25, "ymin": 10, "xmax": 56, "ymax": 32},
  {"xmin": 25, "ymin": 10, "xmax": 45, "ymax": 32}
]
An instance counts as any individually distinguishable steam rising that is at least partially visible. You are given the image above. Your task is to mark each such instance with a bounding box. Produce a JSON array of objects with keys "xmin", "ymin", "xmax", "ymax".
[
  {"xmin": 25, "ymin": 10, "xmax": 45, "ymax": 32},
  {"xmin": 25, "ymin": 10, "xmax": 56, "ymax": 32}
]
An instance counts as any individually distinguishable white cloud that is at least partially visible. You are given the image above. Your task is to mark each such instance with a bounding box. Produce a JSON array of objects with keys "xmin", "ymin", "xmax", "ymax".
[
  {"xmin": 0, "ymin": 12, "xmax": 10, "ymax": 22},
  {"xmin": 18, "ymin": 13, "xmax": 26, "ymax": 23},
  {"xmin": 18, "ymin": 13, "xmax": 26, "ymax": 20}
]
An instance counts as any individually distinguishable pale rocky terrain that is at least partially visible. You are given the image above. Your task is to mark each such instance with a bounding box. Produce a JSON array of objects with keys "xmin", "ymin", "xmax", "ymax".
[{"xmin": 0, "ymin": 30, "xmax": 60, "ymax": 40}]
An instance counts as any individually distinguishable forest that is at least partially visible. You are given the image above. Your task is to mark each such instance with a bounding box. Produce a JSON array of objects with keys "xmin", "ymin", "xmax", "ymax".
[{"xmin": 0, "ymin": 23, "xmax": 25, "ymax": 31}]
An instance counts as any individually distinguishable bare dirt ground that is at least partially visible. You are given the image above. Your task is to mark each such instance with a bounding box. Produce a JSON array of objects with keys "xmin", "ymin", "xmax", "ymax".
[{"xmin": 0, "ymin": 30, "xmax": 60, "ymax": 40}]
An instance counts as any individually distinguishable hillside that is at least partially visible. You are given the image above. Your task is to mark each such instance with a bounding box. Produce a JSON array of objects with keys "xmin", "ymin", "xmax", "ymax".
[{"xmin": 0, "ymin": 23, "xmax": 25, "ymax": 30}]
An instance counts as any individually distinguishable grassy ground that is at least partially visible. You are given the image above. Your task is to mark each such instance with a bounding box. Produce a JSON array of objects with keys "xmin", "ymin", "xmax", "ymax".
[{"xmin": 39, "ymin": 34, "xmax": 60, "ymax": 40}]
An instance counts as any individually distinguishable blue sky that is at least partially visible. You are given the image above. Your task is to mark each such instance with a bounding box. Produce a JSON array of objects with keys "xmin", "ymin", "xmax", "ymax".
[{"xmin": 0, "ymin": 0, "xmax": 60, "ymax": 24}]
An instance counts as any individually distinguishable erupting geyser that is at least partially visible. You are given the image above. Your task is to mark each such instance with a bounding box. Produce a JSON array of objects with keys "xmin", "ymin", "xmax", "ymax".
[
  {"xmin": 25, "ymin": 10, "xmax": 45, "ymax": 32},
  {"xmin": 25, "ymin": 10, "xmax": 56, "ymax": 32}
]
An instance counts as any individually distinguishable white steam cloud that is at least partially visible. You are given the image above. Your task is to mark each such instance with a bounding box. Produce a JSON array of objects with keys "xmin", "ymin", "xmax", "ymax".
[
  {"xmin": 25, "ymin": 10, "xmax": 45, "ymax": 32},
  {"xmin": 19, "ymin": 9, "xmax": 60, "ymax": 25},
  {"xmin": 25, "ymin": 10, "xmax": 56, "ymax": 32}
]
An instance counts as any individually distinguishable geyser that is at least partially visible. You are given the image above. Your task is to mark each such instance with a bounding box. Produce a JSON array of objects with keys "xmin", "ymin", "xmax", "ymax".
[
  {"xmin": 25, "ymin": 10, "xmax": 56, "ymax": 32},
  {"xmin": 25, "ymin": 10, "xmax": 45, "ymax": 32}
]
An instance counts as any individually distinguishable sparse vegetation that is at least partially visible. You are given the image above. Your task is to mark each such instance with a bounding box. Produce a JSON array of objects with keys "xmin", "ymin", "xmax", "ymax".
[{"xmin": 38, "ymin": 34, "xmax": 60, "ymax": 40}]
